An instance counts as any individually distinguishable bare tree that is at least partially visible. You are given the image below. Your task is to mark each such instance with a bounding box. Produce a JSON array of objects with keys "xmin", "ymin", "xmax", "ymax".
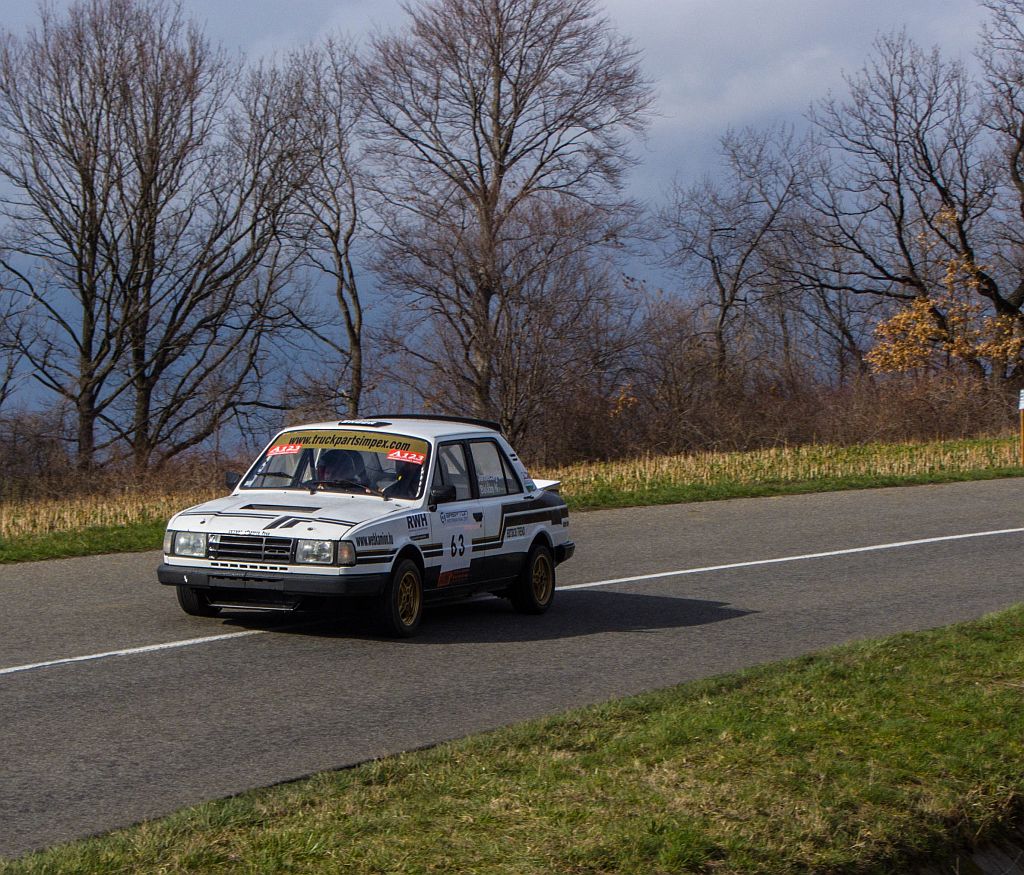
[
  {"xmin": 661, "ymin": 126, "xmax": 811, "ymax": 385},
  {"xmin": 283, "ymin": 39, "xmax": 369, "ymax": 418},
  {"xmin": 357, "ymin": 0, "xmax": 653, "ymax": 423},
  {"xmin": 0, "ymin": 288, "xmax": 25, "ymax": 414},
  {"xmin": 803, "ymin": 31, "xmax": 1022, "ymax": 379},
  {"xmin": 380, "ymin": 196, "xmax": 640, "ymax": 447},
  {"xmin": 980, "ymin": 0, "xmax": 1024, "ymax": 310},
  {"xmin": 810, "ymin": 34, "xmax": 984, "ymax": 299},
  {"xmin": 0, "ymin": 0, "xmax": 306, "ymax": 469},
  {"xmin": 778, "ymin": 213, "xmax": 880, "ymax": 386}
]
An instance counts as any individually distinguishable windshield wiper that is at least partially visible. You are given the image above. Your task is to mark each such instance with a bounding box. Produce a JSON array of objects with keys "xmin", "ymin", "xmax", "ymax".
[
  {"xmin": 242, "ymin": 471, "xmax": 296, "ymax": 488},
  {"xmin": 306, "ymin": 479, "xmax": 385, "ymax": 497}
]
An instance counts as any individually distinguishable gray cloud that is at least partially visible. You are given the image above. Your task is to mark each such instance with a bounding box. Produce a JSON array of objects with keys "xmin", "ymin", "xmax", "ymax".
[
  {"xmin": 599, "ymin": 0, "xmax": 984, "ymax": 194},
  {"xmin": 1, "ymin": 0, "xmax": 989, "ymax": 198}
]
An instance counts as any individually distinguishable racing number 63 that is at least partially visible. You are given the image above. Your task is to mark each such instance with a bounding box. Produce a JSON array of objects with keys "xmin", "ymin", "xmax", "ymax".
[{"xmin": 450, "ymin": 534, "xmax": 465, "ymax": 557}]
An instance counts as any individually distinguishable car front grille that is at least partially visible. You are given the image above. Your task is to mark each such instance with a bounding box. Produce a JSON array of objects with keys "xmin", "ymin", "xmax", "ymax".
[{"xmin": 208, "ymin": 534, "xmax": 293, "ymax": 563}]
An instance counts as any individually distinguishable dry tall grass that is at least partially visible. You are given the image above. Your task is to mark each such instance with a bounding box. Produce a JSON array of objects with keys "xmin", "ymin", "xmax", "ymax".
[
  {"xmin": 541, "ymin": 436, "xmax": 1019, "ymax": 503},
  {"xmin": 0, "ymin": 436, "xmax": 1017, "ymax": 541},
  {"xmin": 0, "ymin": 487, "xmax": 222, "ymax": 541}
]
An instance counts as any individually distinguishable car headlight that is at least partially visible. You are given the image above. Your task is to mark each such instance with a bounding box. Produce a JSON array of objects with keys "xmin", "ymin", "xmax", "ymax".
[
  {"xmin": 295, "ymin": 539, "xmax": 336, "ymax": 565},
  {"xmin": 172, "ymin": 531, "xmax": 207, "ymax": 558}
]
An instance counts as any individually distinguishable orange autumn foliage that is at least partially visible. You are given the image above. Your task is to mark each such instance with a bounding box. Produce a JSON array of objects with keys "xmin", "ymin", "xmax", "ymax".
[{"xmin": 867, "ymin": 216, "xmax": 1024, "ymax": 374}]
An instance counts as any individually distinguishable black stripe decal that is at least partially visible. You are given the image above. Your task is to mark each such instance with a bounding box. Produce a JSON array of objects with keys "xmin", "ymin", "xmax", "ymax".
[
  {"xmin": 461, "ymin": 492, "xmax": 569, "ymax": 554},
  {"xmin": 356, "ymin": 553, "xmax": 396, "ymax": 565},
  {"xmin": 501, "ymin": 509, "xmax": 563, "ymax": 529},
  {"xmin": 265, "ymin": 516, "xmax": 298, "ymax": 530},
  {"xmin": 499, "ymin": 493, "xmax": 566, "ymax": 517},
  {"xmin": 178, "ymin": 510, "xmax": 357, "ymax": 526}
]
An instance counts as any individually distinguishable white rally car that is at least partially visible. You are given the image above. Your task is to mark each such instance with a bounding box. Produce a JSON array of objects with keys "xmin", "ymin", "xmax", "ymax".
[{"xmin": 158, "ymin": 416, "xmax": 574, "ymax": 636}]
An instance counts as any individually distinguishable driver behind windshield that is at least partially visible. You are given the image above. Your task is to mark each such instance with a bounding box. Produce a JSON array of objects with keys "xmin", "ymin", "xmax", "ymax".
[
  {"xmin": 316, "ymin": 449, "xmax": 366, "ymax": 486},
  {"xmin": 384, "ymin": 460, "xmax": 421, "ymax": 498}
]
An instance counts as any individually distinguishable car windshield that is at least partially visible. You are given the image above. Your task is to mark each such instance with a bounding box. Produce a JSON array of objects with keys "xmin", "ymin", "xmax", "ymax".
[{"xmin": 241, "ymin": 429, "xmax": 430, "ymax": 499}]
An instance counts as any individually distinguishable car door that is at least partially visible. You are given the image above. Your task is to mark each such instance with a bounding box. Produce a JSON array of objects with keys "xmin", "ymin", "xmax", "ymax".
[
  {"xmin": 431, "ymin": 441, "xmax": 482, "ymax": 590},
  {"xmin": 467, "ymin": 438, "xmax": 525, "ymax": 583}
]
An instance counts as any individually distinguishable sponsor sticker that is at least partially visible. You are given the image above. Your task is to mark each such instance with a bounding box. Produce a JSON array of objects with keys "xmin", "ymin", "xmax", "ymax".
[
  {"xmin": 505, "ymin": 525, "xmax": 527, "ymax": 539},
  {"xmin": 438, "ymin": 568, "xmax": 470, "ymax": 588},
  {"xmin": 387, "ymin": 449, "xmax": 427, "ymax": 465},
  {"xmin": 406, "ymin": 512, "xmax": 429, "ymax": 531},
  {"xmin": 478, "ymin": 474, "xmax": 505, "ymax": 497},
  {"xmin": 268, "ymin": 443, "xmax": 302, "ymax": 456},
  {"xmin": 354, "ymin": 531, "xmax": 394, "ymax": 548},
  {"xmin": 439, "ymin": 510, "xmax": 469, "ymax": 526}
]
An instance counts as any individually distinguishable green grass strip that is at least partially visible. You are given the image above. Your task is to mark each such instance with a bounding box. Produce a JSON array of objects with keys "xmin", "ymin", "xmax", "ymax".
[
  {"xmin": 4, "ymin": 606, "xmax": 1024, "ymax": 873},
  {"xmin": 0, "ymin": 520, "xmax": 167, "ymax": 564}
]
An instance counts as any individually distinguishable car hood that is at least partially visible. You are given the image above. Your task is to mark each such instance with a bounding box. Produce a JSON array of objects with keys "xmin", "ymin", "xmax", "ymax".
[{"xmin": 169, "ymin": 491, "xmax": 407, "ymax": 539}]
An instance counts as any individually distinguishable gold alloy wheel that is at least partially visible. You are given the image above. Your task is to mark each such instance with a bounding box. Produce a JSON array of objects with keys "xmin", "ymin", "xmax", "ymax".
[
  {"xmin": 397, "ymin": 569, "xmax": 421, "ymax": 627},
  {"xmin": 531, "ymin": 552, "xmax": 554, "ymax": 604}
]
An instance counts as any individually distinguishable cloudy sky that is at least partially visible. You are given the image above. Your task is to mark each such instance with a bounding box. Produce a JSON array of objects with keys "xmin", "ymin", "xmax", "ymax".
[{"xmin": 1, "ymin": 0, "xmax": 988, "ymax": 198}]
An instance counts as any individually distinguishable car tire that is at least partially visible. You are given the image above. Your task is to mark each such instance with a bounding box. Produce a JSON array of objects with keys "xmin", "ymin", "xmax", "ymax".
[
  {"xmin": 176, "ymin": 584, "xmax": 221, "ymax": 617},
  {"xmin": 378, "ymin": 558, "xmax": 423, "ymax": 637},
  {"xmin": 510, "ymin": 543, "xmax": 555, "ymax": 614}
]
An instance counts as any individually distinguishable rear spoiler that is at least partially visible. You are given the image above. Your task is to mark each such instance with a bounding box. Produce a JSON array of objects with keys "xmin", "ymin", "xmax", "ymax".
[{"xmin": 533, "ymin": 478, "xmax": 561, "ymax": 494}]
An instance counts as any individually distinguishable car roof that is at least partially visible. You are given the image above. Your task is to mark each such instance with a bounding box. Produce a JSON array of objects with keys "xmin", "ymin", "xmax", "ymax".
[{"xmin": 276, "ymin": 417, "xmax": 500, "ymax": 442}]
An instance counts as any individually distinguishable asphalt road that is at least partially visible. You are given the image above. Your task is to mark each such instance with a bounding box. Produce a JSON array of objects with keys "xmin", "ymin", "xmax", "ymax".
[{"xmin": 2, "ymin": 479, "xmax": 1023, "ymax": 858}]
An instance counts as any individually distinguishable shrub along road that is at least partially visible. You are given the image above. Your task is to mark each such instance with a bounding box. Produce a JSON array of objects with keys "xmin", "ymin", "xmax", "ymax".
[{"xmin": 1, "ymin": 479, "xmax": 1023, "ymax": 859}]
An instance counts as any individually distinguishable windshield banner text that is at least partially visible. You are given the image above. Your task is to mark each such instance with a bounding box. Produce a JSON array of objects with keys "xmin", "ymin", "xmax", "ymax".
[{"xmin": 271, "ymin": 430, "xmax": 429, "ymax": 457}]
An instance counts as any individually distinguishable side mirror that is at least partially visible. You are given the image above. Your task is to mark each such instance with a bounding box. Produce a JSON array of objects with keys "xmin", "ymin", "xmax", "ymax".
[
  {"xmin": 224, "ymin": 471, "xmax": 242, "ymax": 489},
  {"xmin": 428, "ymin": 483, "xmax": 456, "ymax": 511}
]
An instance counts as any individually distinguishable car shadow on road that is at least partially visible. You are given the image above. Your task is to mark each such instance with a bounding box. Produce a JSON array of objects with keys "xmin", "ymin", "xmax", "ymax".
[{"xmin": 217, "ymin": 588, "xmax": 757, "ymax": 644}]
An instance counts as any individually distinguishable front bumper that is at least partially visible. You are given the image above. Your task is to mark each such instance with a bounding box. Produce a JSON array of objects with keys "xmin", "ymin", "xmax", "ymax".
[{"xmin": 157, "ymin": 563, "xmax": 387, "ymax": 597}]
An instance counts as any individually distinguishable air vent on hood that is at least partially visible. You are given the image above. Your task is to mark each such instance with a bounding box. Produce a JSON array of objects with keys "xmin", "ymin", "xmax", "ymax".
[{"xmin": 241, "ymin": 504, "xmax": 320, "ymax": 513}]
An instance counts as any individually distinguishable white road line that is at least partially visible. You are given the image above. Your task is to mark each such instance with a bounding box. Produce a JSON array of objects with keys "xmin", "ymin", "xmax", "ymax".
[
  {"xmin": 0, "ymin": 630, "xmax": 265, "ymax": 677},
  {"xmin": 560, "ymin": 527, "xmax": 1024, "ymax": 591},
  {"xmin": 4, "ymin": 526, "xmax": 1022, "ymax": 678}
]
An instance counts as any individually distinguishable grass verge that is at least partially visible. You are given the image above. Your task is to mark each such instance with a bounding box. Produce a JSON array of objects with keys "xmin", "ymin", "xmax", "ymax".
[
  {"xmin": 0, "ymin": 436, "xmax": 1021, "ymax": 564},
  {"xmin": 0, "ymin": 521, "xmax": 168, "ymax": 564},
  {"xmin": 4, "ymin": 606, "xmax": 1024, "ymax": 873}
]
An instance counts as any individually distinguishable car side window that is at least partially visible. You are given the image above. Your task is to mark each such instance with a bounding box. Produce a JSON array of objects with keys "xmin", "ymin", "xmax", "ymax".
[
  {"xmin": 498, "ymin": 448, "xmax": 523, "ymax": 494},
  {"xmin": 436, "ymin": 443, "xmax": 473, "ymax": 501},
  {"xmin": 469, "ymin": 440, "xmax": 522, "ymax": 497}
]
